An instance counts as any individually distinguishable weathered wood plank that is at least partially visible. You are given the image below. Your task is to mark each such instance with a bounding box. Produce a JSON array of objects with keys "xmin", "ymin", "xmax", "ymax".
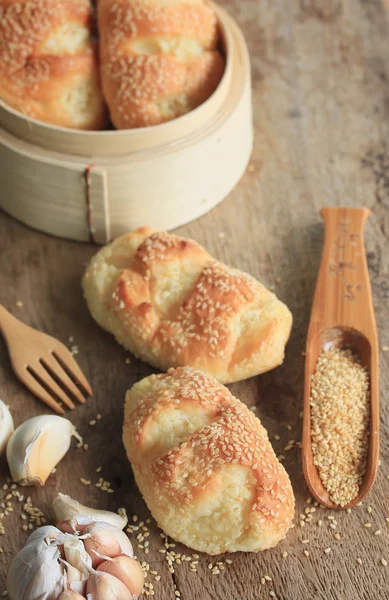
[{"xmin": 1, "ymin": 1, "xmax": 389, "ymax": 598}]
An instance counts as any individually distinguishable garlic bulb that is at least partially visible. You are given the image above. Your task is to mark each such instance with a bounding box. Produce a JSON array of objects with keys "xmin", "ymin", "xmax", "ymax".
[
  {"xmin": 7, "ymin": 526, "xmax": 64, "ymax": 600},
  {"xmin": 83, "ymin": 522, "xmax": 134, "ymax": 568},
  {"xmin": 6, "ymin": 416, "xmax": 79, "ymax": 486},
  {"xmin": 0, "ymin": 400, "xmax": 14, "ymax": 456},
  {"xmin": 86, "ymin": 570, "xmax": 134, "ymax": 600},
  {"xmin": 97, "ymin": 555, "xmax": 144, "ymax": 597},
  {"xmin": 53, "ymin": 493, "xmax": 128, "ymax": 530}
]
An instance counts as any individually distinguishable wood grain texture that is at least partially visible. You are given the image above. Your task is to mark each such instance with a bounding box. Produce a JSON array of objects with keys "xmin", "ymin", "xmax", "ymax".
[{"xmin": 0, "ymin": 0, "xmax": 389, "ymax": 599}]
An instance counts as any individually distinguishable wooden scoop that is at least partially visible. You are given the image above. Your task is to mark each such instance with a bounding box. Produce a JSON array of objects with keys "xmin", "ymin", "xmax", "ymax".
[{"xmin": 302, "ymin": 207, "xmax": 379, "ymax": 509}]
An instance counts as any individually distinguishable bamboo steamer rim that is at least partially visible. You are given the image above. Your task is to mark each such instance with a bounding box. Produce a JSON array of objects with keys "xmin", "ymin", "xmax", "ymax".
[
  {"xmin": 0, "ymin": 1, "xmax": 236, "ymax": 158},
  {"xmin": 0, "ymin": 24, "xmax": 247, "ymax": 167}
]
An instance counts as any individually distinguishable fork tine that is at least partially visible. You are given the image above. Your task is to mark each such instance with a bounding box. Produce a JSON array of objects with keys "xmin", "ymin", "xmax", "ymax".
[
  {"xmin": 29, "ymin": 363, "xmax": 76, "ymax": 410},
  {"xmin": 19, "ymin": 369, "xmax": 65, "ymax": 415},
  {"xmin": 42, "ymin": 355, "xmax": 86, "ymax": 405},
  {"xmin": 53, "ymin": 344, "xmax": 92, "ymax": 396}
]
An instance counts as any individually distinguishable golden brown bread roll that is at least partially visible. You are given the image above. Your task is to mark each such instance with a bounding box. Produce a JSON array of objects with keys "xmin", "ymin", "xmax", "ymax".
[
  {"xmin": 82, "ymin": 228, "xmax": 293, "ymax": 384},
  {"xmin": 97, "ymin": 0, "xmax": 225, "ymax": 128},
  {"xmin": 123, "ymin": 367, "xmax": 295, "ymax": 554},
  {"xmin": 0, "ymin": 0, "xmax": 107, "ymax": 129}
]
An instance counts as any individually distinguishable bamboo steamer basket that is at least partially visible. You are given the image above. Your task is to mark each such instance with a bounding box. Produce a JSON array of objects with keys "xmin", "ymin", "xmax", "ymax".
[{"xmin": 0, "ymin": 3, "xmax": 253, "ymax": 243}]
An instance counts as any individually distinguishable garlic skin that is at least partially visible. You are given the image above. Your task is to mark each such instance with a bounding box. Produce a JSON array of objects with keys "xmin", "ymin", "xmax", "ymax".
[
  {"xmin": 0, "ymin": 400, "xmax": 14, "ymax": 456},
  {"xmin": 83, "ymin": 522, "xmax": 133, "ymax": 568},
  {"xmin": 86, "ymin": 570, "xmax": 134, "ymax": 600},
  {"xmin": 7, "ymin": 526, "xmax": 64, "ymax": 600},
  {"xmin": 25, "ymin": 525, "xmax": 63, "ymax": 546},
  {"xmin": 53, "ymin": 493, "xmax": 128, "ymax": 530},
  {"xmin": 6, "ymin": 416, "xmax": 78, "ymax": 486},
  {"xmin": 97, "ymin": 556, "xmax": 144, "ymax": 597}
]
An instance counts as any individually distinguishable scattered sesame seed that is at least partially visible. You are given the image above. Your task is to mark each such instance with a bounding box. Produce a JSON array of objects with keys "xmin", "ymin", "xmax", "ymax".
[
  {"xmin": 382, "ymin": 558, "xmax": 387, "ymax": 566},
  {"xmin": 304, "ymin": 550, "xmax": 310, "ymax": 557},
  {"xmin": 357, "ymin": 558, "xmax": 363, "ymax": 565},
  {"xmin": 324, "ymin": 548, "xmax": 332, "ymax": 554},
  {"xmin": 375, "ymin": 530, "xmax": 381, "ymax": 536},
  {"xmin": 282, "ymin": 551, "xmax": 288, "ymax": 558}
]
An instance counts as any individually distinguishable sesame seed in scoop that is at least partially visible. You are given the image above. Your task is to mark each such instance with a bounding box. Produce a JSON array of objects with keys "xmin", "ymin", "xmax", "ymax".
[{"xmin": 310, "ymin": 347, "xmax": 370, "ymax": 507}]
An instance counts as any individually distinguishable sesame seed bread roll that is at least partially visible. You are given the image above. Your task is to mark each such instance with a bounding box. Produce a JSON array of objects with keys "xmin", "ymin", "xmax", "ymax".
[
  {"xmin": 123, "ymin": 367, "xmax": 295, "ymax": 554},
  {"xmin": 0, "ymin": 0, "xmax": 107, "ymax": 129},
  {"xmin": 82, "ymin": 228, "xmax": 293, "ymax": 384},
  {"xmin": 97, "ymin": 0, "xmax": 225, "ymax": 128}
]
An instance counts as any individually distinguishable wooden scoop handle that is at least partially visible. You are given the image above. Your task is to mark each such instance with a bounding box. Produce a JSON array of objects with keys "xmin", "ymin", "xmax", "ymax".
[{"xmin": 308, "ymin": 207, "xmax": 376, "ymax": 340}]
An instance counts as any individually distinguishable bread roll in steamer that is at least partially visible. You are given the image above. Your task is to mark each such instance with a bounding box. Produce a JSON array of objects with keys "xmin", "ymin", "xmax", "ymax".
[
  {"xmin": 123, "ymin": 367, "xmax": 295, "ymax": 554},
  {"xmin": 0, "ymin": 0, "xmax": 107, "ymax": 129},
  {"xmin": 97, "ymin": 0, "xmax": 225, "ymax": 128}
]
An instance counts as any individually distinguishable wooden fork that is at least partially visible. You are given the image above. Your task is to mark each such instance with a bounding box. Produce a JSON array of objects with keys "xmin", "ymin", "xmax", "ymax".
[{"xmin": 0, "ymin": 304, "xmax": 92, "ymax": 414}]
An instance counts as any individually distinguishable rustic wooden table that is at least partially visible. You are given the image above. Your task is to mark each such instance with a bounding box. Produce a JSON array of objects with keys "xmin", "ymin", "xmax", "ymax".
[{"xmin": 1, "ymin": 0, "xmax": 389, "ymax": 598}]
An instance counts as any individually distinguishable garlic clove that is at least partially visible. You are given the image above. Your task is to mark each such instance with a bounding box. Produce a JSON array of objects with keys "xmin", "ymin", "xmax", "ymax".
[
  {"xmin": 0, "ymin": 400, "xmax": 14, "ymax": 456},
  {"xmin": 97, "ymin": 556, "xmax": 144, "ymax": 597},
  {"xmin": 86, "ymin": 570, "xmax": 134, "ymax": 600},
  {"xmin": 57, "ymin": 519, "xmax": 81, "ymax": 535},
  {"xmin": 53, "ymin": 493, "xmax": 128, "ymax": 530},
  {"xmin": 63, "ymin": 534, "xmax": 92, "ymax": 578},
  {"xmin": 83, "ymin": 522, "xmax": 133, "ymax": 568},
  {"xmin": 58, "ymin": 591, "xmax": 85, "ymax": 600},
  {"xmin": 6, "ymin": 416, "xmax": 78, "ymax": 486},
  {"xmin": 7, "ymin": 526, "xmax": 64, "ymax": 600},
  {"xmin": 53, "ymin": 494, "xmax": 127, "ymax": 529},
  {"xmin": 60, "ymin": 560, "xmax": 87, "ymax": 596}
]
